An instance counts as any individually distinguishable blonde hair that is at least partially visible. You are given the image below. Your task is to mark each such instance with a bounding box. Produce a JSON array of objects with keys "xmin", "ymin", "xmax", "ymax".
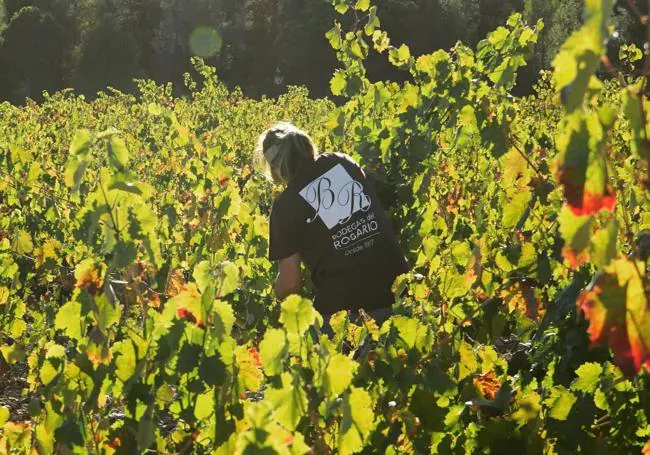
[{"xmin": 255, "ymin": 122, "xmax": 318, "ymax": 185}]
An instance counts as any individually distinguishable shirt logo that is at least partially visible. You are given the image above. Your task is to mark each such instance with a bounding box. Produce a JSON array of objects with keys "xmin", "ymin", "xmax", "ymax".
[{"xmin": 299, "ymin": 163, "xmax": 371, "ymax": 229}]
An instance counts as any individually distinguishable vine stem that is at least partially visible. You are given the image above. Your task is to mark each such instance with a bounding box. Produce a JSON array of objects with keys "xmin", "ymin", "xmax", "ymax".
[
  {"xmin": 591, "ymin": 418, "xmax": 612, "ymax": 430},
  {"xmin": 87, "ymin": 411, "xmax": 101, "ymax": 455},
  {"xmin": 509, "ymin": 136, "xmax": 544, "ymax": 177},
  {"xmin": 99, "ymin": 179, "xmax": 122, "ymax": 243},
  {"xmin": 646, "ymin": 0, "xmax": 650, "ymax": 76}
]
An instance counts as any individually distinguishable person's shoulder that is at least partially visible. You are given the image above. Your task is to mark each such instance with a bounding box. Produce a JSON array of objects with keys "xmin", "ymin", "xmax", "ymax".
[{"xmin": 317, "ymin": 151, "xmax": 358, "ymax": 166}]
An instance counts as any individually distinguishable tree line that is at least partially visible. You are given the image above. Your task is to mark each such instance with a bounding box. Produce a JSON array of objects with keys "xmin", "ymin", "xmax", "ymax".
[{"xmin": 0, "ymin": 0, "xmax": 645, "ymax": 104}]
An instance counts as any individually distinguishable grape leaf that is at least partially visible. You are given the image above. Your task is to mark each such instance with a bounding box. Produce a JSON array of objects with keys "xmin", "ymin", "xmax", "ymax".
[
  {"xmin": 108, "ymin": 136, "xmax": 129, "ymax": 171},
  {"xmin": 55, "ymin": 300, "xmax": 83, "ymax": 342},
  {"xmin": 551, "ymin": 0, "xmax": 613, "ymax": 111},
  {"xmin": 579, "ymin": 258, "xmax": 650, "ymax": 378},
  {"xmin": 194, "ymin": 390, "xmax": 214, "ymax": 421},
  {"xmin": 192, "ymin": 260, "xmax": 212, "ymax": 294},
  {"xmin": 555, "ymin": 111, "xmax": 615, "ymax": 217},
  {"xmin": 502, "ymin": 191, "xmax": 531, "ymax": 228},
  {"xmin": 265, "ymin": 372, "xmax": 307, "ymax": 431},
  {"xmin": 355, "ymin": 0, "xmax": 370, "ymax": 11},
  {"xmin": 339, "ymin": 387, "xmax": 375, "ymax": 455},
  {"xmin": 590, "ymin": 219, "xmax": 618, "ymax": 268},
  {"xmin": 259, "ymin": 328, "xmax": 288, "ymax": 376},
  {"xmin": 0, "ymin": 406, "xmax": 9, "ymax": 426},
  {"xmin": 324, "ymin": 354, "xmax": 358, "ymax": 396},
  {"xmin": 571, "ymin": 362, "xmax": 603, "ymax": 393},
  {"xmin": 69, "ymin": 129, "xmax": 92, "ymax": 156},
  {"xmin": 113, "ymin": 340, "xmax": 137, "ymax": 383},
  {"xmin": 217, "ymin": 261, "xmax": 239, "ymax": 297},
  {"xmin": 15, "ymin": 230, "xmax": 33, "ymax": 254},
  {"xmin": 545, "ymin": 386, "xmax": 577, "ymax": 421},
  {"xmin": 474, "ymin": 371, "xmax": 500, "ymax": 400},
  {"xmin": 280, "ymin": 295, "xmax": 317, "ymax": 337},
  {"xmin": 235, "ymin": 345, "xmax": 263, "ymax": 391},
  {"xmin": 459, "ymin": 340, "xmax": 478, "ymax": 381},
  {"xmin": 511, "ymin": 392, "xmax": 541, "ymax": 426},
  {"xmin": 330, "ymin": 71, "xmax": 347, "ymax": 96}
]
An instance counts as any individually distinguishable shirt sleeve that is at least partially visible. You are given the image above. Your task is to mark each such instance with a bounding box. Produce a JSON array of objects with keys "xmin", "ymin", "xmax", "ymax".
[{"xmin": 269, "ymin": 195, "xmax": 301, "ymax": 261}]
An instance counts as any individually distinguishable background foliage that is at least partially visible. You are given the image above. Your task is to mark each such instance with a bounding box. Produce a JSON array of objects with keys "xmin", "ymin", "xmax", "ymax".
[
  {"xmin": 0, "ymin": 0, "xmax": 647, "ymax": 103},
  {"xmin": 0, "ymin": 0, "xmax": 649, "ymax": 453}
]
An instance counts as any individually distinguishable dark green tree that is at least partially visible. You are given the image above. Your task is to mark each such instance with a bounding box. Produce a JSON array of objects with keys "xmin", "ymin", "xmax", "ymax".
[
  {"xmin": 523, "ymin": 0, "xmax": 582, "ymax": 70},
  {"xmin": 71, "ymin": 4, "xmax": 139, "ymax": 95},
  {"xmin": 0, "ymin": 6, "xmax": 65, "ymax": 103},
  {"xmin": 0, "ymin": 0, "xmax": 648, "ymax": 102},
  {"xmin": 274, "ymin": 0, "xmax": 337, "ymax": 98},
  {"xmin": 70, "ymin": 0, "xmax": 163, "ymax": 96}
]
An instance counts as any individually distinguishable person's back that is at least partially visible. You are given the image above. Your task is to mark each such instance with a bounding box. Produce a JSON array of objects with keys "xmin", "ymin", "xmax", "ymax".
[{"xmin": 258, "ymin": 122, "xmax": 408, "ymax": 321}]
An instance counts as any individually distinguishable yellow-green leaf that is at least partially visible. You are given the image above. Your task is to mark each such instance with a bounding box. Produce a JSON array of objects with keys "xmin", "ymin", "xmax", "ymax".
[
  {"xmin": 108, "ymin": 136, "xmax": 129, "ymax": 170},
  {"xmin": 339, "ymin": 387, "xmax": 375, "ymax": 455},
  {"xmin": 260, "ymin": 328, "xmax": 288, "ymax": 376},
  {"xmin": 194, "ymin": 390, "xmax": 214, "ymax": 420},
  {"xmin": 590, "ymin": 220, "xmax": 618, "ymax": 267},
  {"xmin": 15, "ymin": 230, "xmax": 33, "ymax": 254},
  {"xmin": 324, "ymin": 354, "xmax": 358, "ymax": 396},
  {"xmin": 0, "ymin": 406, "xmax": 9, "ymax": 426},
  {"xmin": 571, "ymin": 362, "xmax": 603, "ymax": 393},
  {"xmin": 217, "ymin": 261, "xmax": 239, "ymax": 297},
  {"xmin": 280, "ymin": 295, "xmax": 317, "ymax": 336},
  {"xmin": 459, "ymin": 340, "xmax": 478, "ymax": 381},
  {"xmin": 355, "ymin": 0, "xmax": 370, "ymax": 11},
  {"xmin": 265, "ymin": 372, "xmax": 307, "ymax": 430},
  {"xmin": 545, "ymin": 386, "xmax": 577, "ymax": 421},
  {"xmin": 55, "ymin": 300, "xmax": 83, "ymax": 342},
  {"xmin": 502, "ymin": 191, "xmax": 531, "ymax": 228}
]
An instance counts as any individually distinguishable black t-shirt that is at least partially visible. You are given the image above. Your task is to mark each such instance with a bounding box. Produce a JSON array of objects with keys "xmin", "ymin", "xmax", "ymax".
[{"xmin": 269, "ymin": 152, "xmax": 409, "ymax": 314}]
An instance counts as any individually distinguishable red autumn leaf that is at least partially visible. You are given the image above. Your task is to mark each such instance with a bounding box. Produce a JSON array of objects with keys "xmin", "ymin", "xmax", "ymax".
[
  {"xmin": 474, "ymin": 371, "xmax": 501, "ymax": 400},
  {"xmin": 557, "ymin": 167, "xmax": 616, "ymax": 216},
  {"xmin": 500, "ymin": 281, "xmax": 542, "ymax": 320},
  {"xmin": 578, "ymin": 257, "xmax": 650, "ymax": 378},
  {"xmin": 177, "ymin": 306, "xmax": 196, "ymax": 324},
  {"xmin": 107, "ymin": 437, "xmax": 122, "ymax": 449},
  {"xmin": 562, "ymin": 245, "xmax": 590, "ymax": 270},
  {"xmin": 148, "ymin": 291, "xmax": 161, "ymax": 309},
  {"xmin": 248, "ymin": 347, "xmax": 261, "ymax": 367},
  {"xmin": 177, "ymin": 307, "xmax": 206, "ymax": 329},
  {"xmin": 577, "ymin": 188, "xmax": 616, "ymax": 216},
  {"xmin": 555, "ymin": 112, "xmax": 615, "ymax": 218}
]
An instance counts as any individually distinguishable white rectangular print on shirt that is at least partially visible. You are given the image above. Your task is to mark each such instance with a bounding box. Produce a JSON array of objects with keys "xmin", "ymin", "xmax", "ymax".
[{"xmin": 299, "ymin": 163, "xmax": 371, "ymax": 230}]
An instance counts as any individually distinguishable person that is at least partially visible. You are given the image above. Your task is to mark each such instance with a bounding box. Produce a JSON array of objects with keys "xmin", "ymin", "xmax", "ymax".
[{"xmin": 256, "ymin": 122, "xmax": 409, "ymax": 328}]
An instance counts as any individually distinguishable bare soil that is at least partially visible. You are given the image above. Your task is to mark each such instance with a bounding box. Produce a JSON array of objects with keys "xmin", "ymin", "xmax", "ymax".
[{"xmin": 0, "ymin": 361, "xmax": 30, "ymax": 422}]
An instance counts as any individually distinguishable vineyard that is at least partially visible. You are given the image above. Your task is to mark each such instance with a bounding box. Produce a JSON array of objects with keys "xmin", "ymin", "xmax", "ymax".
[{"xmin": 1, "ymin": 0, "xmax": 649, "ymax": 453}]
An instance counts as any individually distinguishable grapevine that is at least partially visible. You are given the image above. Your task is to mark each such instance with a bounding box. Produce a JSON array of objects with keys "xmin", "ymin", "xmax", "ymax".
[{"xmin": 0, "ymin": 0, "xmax": 649, "ymax": 453}]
